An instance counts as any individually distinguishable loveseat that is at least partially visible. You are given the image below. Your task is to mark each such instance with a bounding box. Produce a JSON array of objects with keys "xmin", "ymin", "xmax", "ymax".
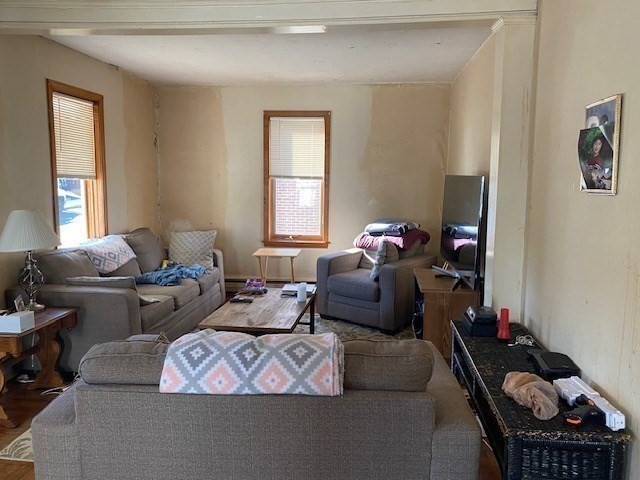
[
  {"xmin": 31, "ymin": 335, "xmax": 480, "ymax": 480},
  {"xmin": 6, "ymin": 228, "xmax": 224, "ymax": 372}
]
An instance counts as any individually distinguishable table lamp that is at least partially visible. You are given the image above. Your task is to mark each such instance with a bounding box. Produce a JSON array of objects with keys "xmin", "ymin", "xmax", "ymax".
[{"xmin": 0, "ymin": 210, "xmax": 61, "ymax": 311}]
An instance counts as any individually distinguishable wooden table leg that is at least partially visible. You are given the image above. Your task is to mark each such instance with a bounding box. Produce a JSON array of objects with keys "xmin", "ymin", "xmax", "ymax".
[
  {"xmin": 290, "ymin": 257, "xmax": 295, "ymax": 283},
  {"xmin": 263, "ymin": 257, "xmax": 269, "ymax": 283},
  {"xmin": 257, "ymin": 256, "xmax": 264, "ymax": 280},
  {"xmin": 28, "ymin": 322, "xmax": 64, "ymax": 390},
  {"xmin": 0, "ymin": 355, "xmax": 18, "ymax": 428}
]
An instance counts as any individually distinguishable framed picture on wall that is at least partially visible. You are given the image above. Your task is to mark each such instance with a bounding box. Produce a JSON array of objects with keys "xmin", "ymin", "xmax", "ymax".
[{"xmin": 578, "ymin": 94, "xmax": 622, "ymax": 195}]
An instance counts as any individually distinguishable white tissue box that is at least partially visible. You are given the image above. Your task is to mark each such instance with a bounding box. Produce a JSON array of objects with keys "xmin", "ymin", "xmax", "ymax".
[{"xmin": 0, "ymin": 310, "xmax": 35, "ymax": 333}]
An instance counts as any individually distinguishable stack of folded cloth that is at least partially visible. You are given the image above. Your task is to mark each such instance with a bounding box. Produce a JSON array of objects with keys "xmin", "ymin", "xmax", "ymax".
[
  {"xmin": 364, "ymin": 220, "xmax": 420, "ymax": 237},
  {"xmin": 354, "ymin": 220, "xmax": 431, "ymax": 253}
]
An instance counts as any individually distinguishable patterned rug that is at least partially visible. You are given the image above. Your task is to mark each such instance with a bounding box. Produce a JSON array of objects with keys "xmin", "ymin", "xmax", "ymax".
[
  {"xmin": 294, "ymin": 314, "xmax": 416, "ymax": 341},
  {"xmin": 0, "ymin": 429, "xmax": 33, "ymax": 462}
]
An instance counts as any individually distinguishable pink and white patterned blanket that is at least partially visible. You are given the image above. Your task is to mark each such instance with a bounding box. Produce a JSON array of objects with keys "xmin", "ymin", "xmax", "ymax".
[{"xmin": 160, "ymin": 330, "xmax": 343, "ymax": 396}]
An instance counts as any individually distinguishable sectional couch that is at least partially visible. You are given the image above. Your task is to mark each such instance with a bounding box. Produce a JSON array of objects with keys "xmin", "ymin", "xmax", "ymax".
[
  {"xmin": 6, "ymin": 228, "xmax": 224, "ymax": 372},
  {"xmin": 32, "ymin": 335, "xmax": 481, "ymax": 480}
]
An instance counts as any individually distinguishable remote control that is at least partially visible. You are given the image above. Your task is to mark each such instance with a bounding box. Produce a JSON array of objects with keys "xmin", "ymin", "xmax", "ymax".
[{"xmin": 230, "ymin": 297, "xmax": 253, "ymax": 303}]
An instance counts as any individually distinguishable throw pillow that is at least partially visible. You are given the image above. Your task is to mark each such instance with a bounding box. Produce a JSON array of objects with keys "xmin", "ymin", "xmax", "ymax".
[
  {"xmin": 104, "ymin": 258, "xmax": 142, "ymax": 277},
  {"xmin": 169, "ymin": 230, "xmax": 217, "ymax": 269},
  {"xmin": 398, "ymin": 240, "xmax": 424, "ymax": 259},
  {"xmin": 35, "ymin": 249, "xmax": 99, "ymax": 284},
  {"xmin": 370, "ymin": 240, "xmax": 399, "ymax": 281},
  {"xmin": 124, "ymin": 228, "xmax": 167, "ymax": 273},
  {"xmin": 358, "ymin": 248, "xmax": 378, "ymax": 269},
  {"xmin": 343, "ymin": 339, "xmax": 433, "ymax": 391},
  {"xmin": 79, "ymin": 336, "xmax": 170, "ymax": 385},
  {"xmin": 79, "ymin": 235, "xmax": 137, "ymax": 274}
]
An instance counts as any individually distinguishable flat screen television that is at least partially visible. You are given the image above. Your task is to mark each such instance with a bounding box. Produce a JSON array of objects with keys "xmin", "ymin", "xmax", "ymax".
[{"xmin": 434, "ymin": 175, "xmax": 486, "ymax": 290}]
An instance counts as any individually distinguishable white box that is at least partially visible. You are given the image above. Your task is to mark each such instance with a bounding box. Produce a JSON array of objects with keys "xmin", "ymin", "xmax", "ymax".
[{"xmin": 0, "ymin": 310, "xmax": 35, "ymax": 333}]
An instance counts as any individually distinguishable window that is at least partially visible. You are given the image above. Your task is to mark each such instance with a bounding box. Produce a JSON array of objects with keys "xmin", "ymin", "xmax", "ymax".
[
  {"xmin": 264, "ymin": 111, "xmax": 330, "ymax": 248},
  {"xmin": 47, "ymin": 80, "xmax": 107, "ymax": 246}
]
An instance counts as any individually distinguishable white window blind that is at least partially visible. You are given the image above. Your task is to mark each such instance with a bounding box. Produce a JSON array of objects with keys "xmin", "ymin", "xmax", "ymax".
[
  {"xmin": 269, "ymin": 117, "xmax": 325, "ymax": 178},
  {"xmin": 52, "ymin": 92, "xmax": 97, "ymax": 179}
]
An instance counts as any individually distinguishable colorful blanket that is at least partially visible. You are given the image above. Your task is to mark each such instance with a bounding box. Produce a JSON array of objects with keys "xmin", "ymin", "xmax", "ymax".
[
  {"xmin": 160, "ymin": 330, "xmax": 344, "ymax": 396},
  {"xmin": 354, "ymin": 229, "xmax": 431, "ymax": 251},
  {"xmin": 136, "ymin": 264, "xmax": 207, "ymax": 286}
]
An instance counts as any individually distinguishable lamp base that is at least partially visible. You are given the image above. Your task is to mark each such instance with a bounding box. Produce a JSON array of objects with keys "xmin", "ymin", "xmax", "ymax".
[
  {"xmin": 25, "ymin": 300, "xmax": 45, "ymax": 312},
  {"xmin": 18, "ymin": 250, "xmax": 45, "ymax": 314}
]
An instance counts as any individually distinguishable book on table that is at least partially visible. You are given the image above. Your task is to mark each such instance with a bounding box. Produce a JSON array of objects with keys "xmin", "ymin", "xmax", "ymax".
[{"xmin": 281, "ymin": 283, "xmax": 316, "ymax": 297}]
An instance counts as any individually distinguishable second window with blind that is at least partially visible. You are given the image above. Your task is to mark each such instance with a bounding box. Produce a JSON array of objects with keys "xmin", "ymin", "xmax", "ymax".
[
  {"xmin": 264, "ymin": 111, "xmax": 330, "ymax": 248},
  {"xmin": 47, "ymin": 80, "xmax": 107, "ymax": 247}
]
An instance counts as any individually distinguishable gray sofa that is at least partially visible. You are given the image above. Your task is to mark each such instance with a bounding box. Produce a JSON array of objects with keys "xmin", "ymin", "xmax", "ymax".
[
  {"xmin": 6, "ymin": 228, "xmax": 224, "ymax": 372},
  {"xmin": 317, "ymin": 249, "xmax": 436, "ymax": 333},
  {"xmin": 32, "ymin": 335, "xmax": 481, "ymax": 480}
]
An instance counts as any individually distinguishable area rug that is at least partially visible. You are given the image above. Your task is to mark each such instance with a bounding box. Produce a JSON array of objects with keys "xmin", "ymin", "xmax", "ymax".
[
  {"xmin": 0, "ymin": 429, "xmax": 33, "ymax": 462},
  {"xmin": 294, "ymin": 314, "xmax": 415, "ymax": 341}
]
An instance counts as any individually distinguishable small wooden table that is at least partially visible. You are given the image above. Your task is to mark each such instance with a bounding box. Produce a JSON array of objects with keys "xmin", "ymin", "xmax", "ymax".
[
  {"xmin": 0, "ymin": 307, "xmax": 77, "ymax": 427},
  {"xmin": 252, "ymin": 248, "xmax": 301, "ymax": 283},
  {"xmin": 413, "ymin": 268, "xmax": 479, "ymax": 363},
  {"xmin": 198, "ymin": 287, "xmax": 316, "ymax": 335}
]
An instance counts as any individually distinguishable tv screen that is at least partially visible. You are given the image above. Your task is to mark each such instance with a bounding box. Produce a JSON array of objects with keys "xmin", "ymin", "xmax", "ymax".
[{"xmin": 439, "ymin": 175, "xmax": 485, "ymax": 289}]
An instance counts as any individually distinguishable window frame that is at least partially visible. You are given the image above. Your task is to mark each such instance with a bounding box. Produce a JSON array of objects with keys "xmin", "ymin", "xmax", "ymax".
[
  {"xmin": 47, "ymin": 79, "xmax": 108, "ymax": 242},
  {"xmin": 263, "ymin": 110, "xmax": 331, "ymax": 248}
]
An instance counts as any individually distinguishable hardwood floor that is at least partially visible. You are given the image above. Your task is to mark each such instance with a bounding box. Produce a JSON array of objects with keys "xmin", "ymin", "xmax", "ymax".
[
  {"xmin": 0, "ymin": 380, "xmax": 56, "ymax": 480},
  {"xmin": 479, "ymin": 439, "xmax": 502, "ymax": 480}
]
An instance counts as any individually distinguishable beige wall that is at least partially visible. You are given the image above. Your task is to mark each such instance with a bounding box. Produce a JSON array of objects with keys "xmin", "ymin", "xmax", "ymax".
[
  {"xmin": 526, "ymin": 1, "xmax": 639, "ymax": 477},
  {"xmin": 157, "ymin": 87, "xmax": 228, "ymax": 249},
  {"xmin": 448, "ymin": 34, "xmax": 495, "ymax": 176},
  {"xmin": 0, "ymin": 36, "xmax": 157, "ymax": 307},
  {"xmin": 158, "ymin": 84, "xmax": 450, "ymax": 281},
  {"xmin": 122, "ymin": 73, "xmax": 158, "ymax": 231}
]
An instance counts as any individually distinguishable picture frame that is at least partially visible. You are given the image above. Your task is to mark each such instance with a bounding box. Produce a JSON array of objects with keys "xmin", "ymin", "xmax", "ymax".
[
  {"xmin": 14, "ymin": 295, "xmax": 25, "ymax": 312},
  {"xmin": 578, "ymin": 94, "xmax": 622, "ymax": 195}
]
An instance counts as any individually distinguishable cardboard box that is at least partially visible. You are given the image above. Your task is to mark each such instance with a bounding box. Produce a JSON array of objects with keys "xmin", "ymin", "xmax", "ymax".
[{"xmin": 0, "ymin": 310, "xmax": 35, "ymax": 333}]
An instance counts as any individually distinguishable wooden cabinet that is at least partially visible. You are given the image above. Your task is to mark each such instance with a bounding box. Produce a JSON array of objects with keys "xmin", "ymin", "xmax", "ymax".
[
  {"xmin": 451, "ymin": 321, "xmax": 630, "ymax": 480},
  {"xmin": 413, "ymin": 268, "xmax": 480, "ymax": 362}
]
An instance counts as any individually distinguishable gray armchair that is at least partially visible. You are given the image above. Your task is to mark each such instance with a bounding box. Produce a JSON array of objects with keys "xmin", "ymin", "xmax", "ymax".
[{"xmin": 317, "ymin": 248, "xmax": 436, "ymax": 333}]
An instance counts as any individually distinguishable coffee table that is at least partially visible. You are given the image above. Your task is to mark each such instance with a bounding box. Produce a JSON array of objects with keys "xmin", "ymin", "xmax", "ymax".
[{"xmin": 198, "ymin": 287, "xmax": 316, "ymax": 335}]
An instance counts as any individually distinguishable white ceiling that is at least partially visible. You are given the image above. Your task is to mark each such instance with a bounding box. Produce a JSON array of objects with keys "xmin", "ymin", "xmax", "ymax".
[{"xmin": 48, "ymin": 24, "xmax": 493, "ymax": 85}]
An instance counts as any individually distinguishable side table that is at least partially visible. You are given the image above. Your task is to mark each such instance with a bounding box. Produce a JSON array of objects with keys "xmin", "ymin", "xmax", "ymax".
[
  {"xmin": 451, "ymin": 320, "xmax": 630, "ymax": 480},
  {"xmin": 252, "ymin": 247, "xmax": 301, "ymax": 283},
  {"xmin": 413, "ymin": 268, "xmax": 479, "ymax": 363},
  {"xmin": 0, "ymin": 307, "xmax": 77, "ymax": 427}
]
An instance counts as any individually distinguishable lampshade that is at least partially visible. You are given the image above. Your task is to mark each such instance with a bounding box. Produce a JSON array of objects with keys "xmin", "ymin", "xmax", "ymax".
[{"xmin": 0, "ymin": 210, "xmax": 61, "ymax": 253}]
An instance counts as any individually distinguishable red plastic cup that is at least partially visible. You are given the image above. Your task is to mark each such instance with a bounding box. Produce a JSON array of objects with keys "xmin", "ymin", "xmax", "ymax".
[{"xmin": 497, "ymin": 308, "xmax": 510, "ymax": 341}]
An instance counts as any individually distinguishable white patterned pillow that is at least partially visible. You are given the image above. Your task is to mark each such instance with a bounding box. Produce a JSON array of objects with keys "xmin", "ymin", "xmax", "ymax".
[
  {"xmin": 169, "ymin": 230, "xmax": 217, "ymax": 269},
  {"xmin": 80, "ymin": 235, "xmax": 137, "ymax": 274}
]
